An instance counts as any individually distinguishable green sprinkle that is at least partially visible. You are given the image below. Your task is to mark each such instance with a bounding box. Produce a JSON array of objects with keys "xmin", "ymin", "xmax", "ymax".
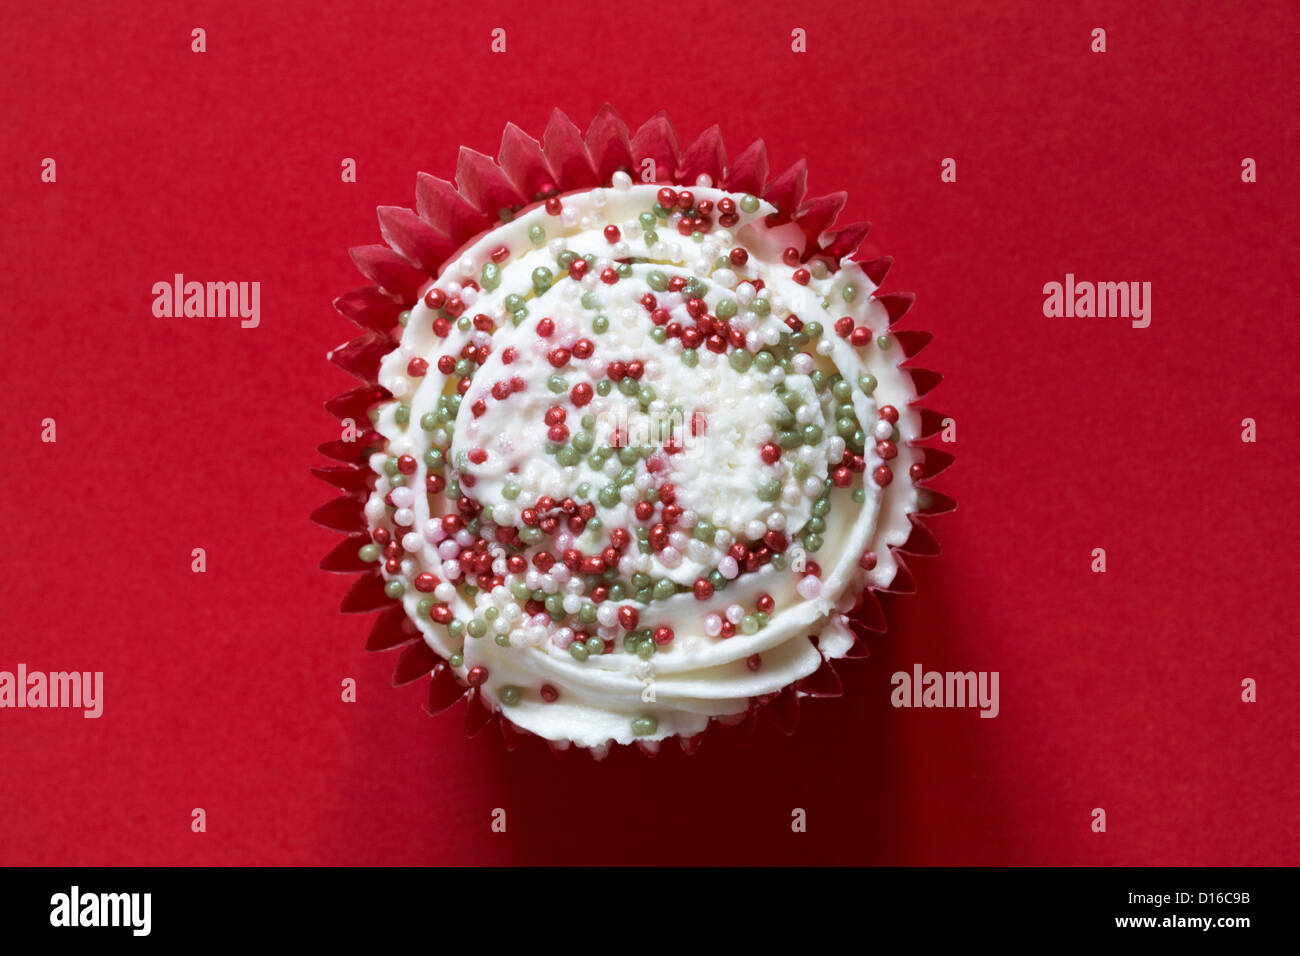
[
  {"xmin": 532, "ymin": 266, "xmax": 553, "ymax": 291},
  {"xmin": 467, "ymin": 619, "xmax": 487, "ymax": 638},
  {"xmin": 548, "ymin": 375, "xmax": 567, "ymax": 394},
  {"xmin": 499, "ymin": 685, "xmax": 521, "ymax": 705},
  {"xmin": 569, "ymin": 643, "xmax": 589, "ymax": 662},
  {"xmin": 358, "ymin": 544, "xmax": 380, "ymax": 562},
  {"xmin": 877, "ymin": 334, "xmax": 892, "ymax": 350},
  {"xmin": 681, "ymin": 348, "xmax": 698, "ymax": 368},
  {"xmin": 716, "ymin": 298, "xmax": 738, "ymax": 319},
  {"xmin": 739, "ymin": 194, "xmax": 759, "ymax": 213},
  {"xmin": 398, "ymin": 310, "xmax": 411, "ymax": 326},
  {"xmin": 528, "ymin": 224, "xmax": 546, "ymax": 246},
  {"xmin": 842, "ymin": 283, "xmax": 858, "ymax": 303},
  {"xmin": 647, "ymin": 270, "xmax": 668, "ymax": 292},
  {"xmin": 481, "ymin": 263, "xmax": 501, "ymax": 292}
]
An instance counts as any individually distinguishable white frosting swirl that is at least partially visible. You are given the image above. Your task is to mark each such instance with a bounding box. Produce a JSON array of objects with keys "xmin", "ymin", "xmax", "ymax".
[{"xmin": 364, "ymin": 182, "xmax": 919, "ymax": 751}]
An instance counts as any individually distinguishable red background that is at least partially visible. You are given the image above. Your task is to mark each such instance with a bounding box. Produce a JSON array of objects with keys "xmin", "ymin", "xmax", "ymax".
[{"xmin": 1, "ymin": 0, "xmax": 1296, "ymax": 866}]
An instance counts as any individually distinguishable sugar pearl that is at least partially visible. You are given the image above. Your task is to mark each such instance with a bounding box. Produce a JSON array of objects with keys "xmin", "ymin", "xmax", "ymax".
[{"xmin": 797, "ymin": 575, "xmax": 823, "ymax": 599}]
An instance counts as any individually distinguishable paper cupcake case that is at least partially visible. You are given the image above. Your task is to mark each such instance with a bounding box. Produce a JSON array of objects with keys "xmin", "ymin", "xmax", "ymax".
[{"xmin": 314, "ymin": 106, "xmax": 954, "ymax": 757}]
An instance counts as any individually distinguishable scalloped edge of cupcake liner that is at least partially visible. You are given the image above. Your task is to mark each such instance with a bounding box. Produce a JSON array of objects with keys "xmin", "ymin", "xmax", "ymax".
[{"xmin": 315, "ymin": 105, "xmax": 955, "ymax": 759}]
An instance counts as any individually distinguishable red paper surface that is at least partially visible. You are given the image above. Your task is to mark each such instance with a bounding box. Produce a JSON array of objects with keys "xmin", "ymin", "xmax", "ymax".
[{"xmin": 1, "ymin": 0, "xmax": 1296, "ymax": 866}]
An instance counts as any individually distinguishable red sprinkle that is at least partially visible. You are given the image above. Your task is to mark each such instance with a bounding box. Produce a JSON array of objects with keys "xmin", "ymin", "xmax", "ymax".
[
  {"xmin": 603, "ymin": 225, "xmax": 621, "ymax": 243},
  {"xmin": 849, "ymin": 327, "xmax": 871, "ymax": 347},
  {"xmin": 859, "ymin": 550, "xmax": 878, "ymax": 571},
  {"xmin": 572, "ymin": 338, "xmax": 594, "ymax": 360},
  {"xmin": 545, "ymin": 197, "xmax": 562, "ymax": 215},
  {"xmin": 467, "ymin": 448, "xmax": 488, "ymax": 464},
  {"xmin": 873, "ymin": 465, "xmax": 894, "ymax": 487},
  {"xmin": 407, "ymin": 357, "xmax": 428, "ymax": 377},
  {"xmin": 571, "ymin": 382, "xmax": 593, "ymax": 406},
  {"xmin": 760, "ymin": 442, "xmax": 781, "ymax": 465},
  {"xmin": 879, "ymin": 405, "xmax": 899, "ymax": 423},
  {"xmin": 424, "ymin": 288, "xmax": 446, "ymax": 310},
  {"xmin": 547, "ymin": 347, "xmax": 571, "ymax": 368},
  {"xmin": 618, "ymin": 606, "xmax": 639, "ymax": 630},
  {"xmin": 536, "ymin": 317, "xmax": 555, "ymax": 338}
]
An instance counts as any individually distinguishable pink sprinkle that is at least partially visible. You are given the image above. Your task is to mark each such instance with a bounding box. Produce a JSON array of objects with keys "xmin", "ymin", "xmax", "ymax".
[{"xmin": 796, "ymin": 575, "xmax": 823, "ymax": 599}]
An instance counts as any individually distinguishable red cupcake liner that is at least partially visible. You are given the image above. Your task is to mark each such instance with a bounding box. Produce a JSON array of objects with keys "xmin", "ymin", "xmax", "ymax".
[{"xmin": 315, "ymin": 106, "xmax": 954, "ymax": 758}]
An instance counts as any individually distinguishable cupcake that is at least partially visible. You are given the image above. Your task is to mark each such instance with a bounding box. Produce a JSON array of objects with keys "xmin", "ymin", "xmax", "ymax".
[{"xmin": 317, "ymin": 108, "xmax": 950, "ymax": 757}]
